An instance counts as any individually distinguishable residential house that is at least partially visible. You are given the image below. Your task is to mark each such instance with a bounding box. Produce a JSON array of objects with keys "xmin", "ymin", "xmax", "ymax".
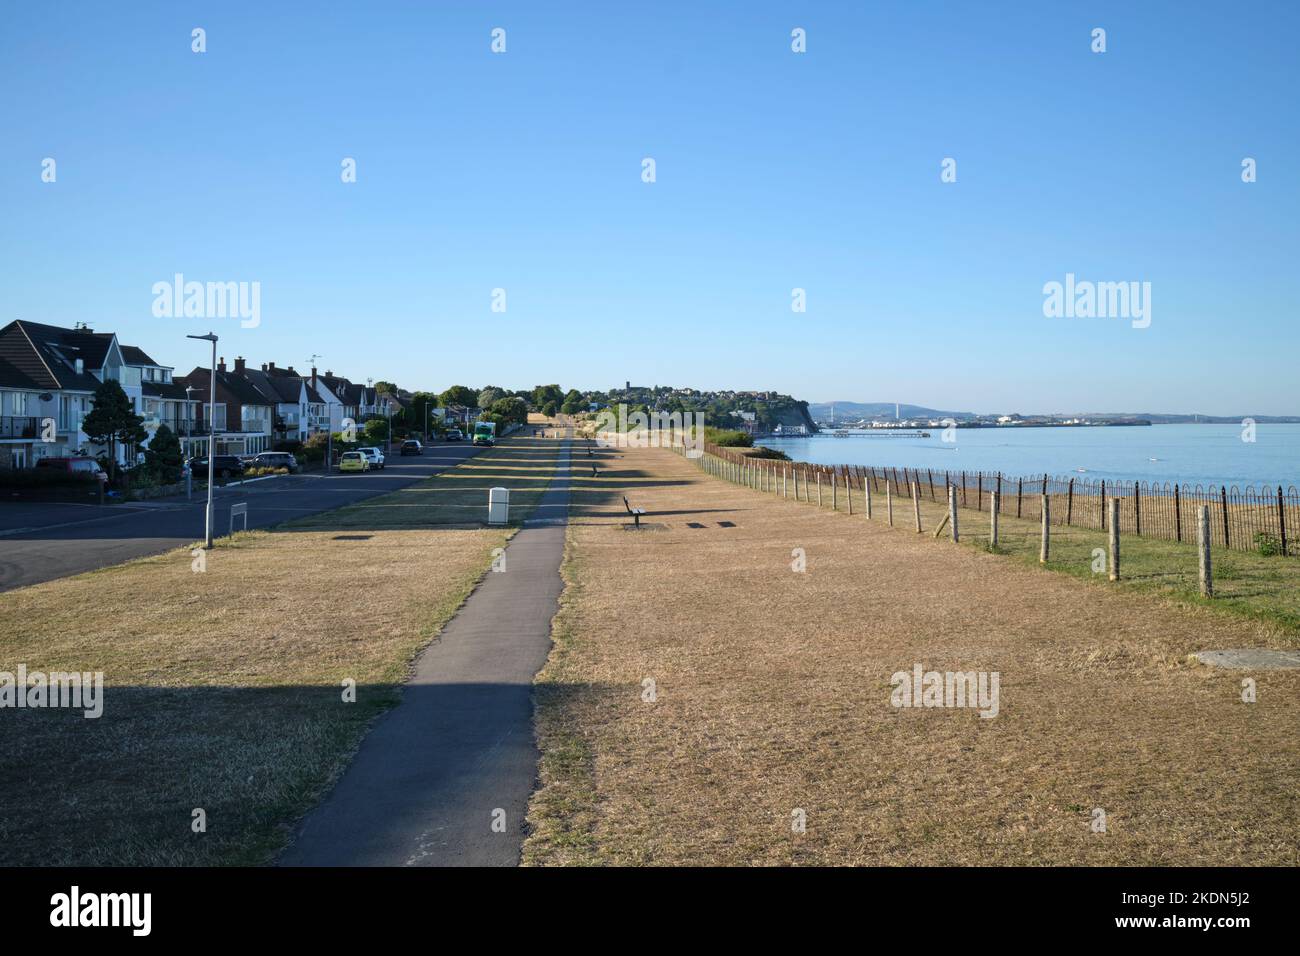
[
  {"xmin": 0, "ymin": 320, "xmax": 107, "ymax": 468},
  {"xmin": 179, "ymin": 357, "xmax": 276, "ymax": 456}
]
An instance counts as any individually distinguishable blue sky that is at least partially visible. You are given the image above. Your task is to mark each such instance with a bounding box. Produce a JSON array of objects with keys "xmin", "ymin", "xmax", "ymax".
[{"xmin": 2, "ymin": 2, "xmax": 1296, "ymax": 414}]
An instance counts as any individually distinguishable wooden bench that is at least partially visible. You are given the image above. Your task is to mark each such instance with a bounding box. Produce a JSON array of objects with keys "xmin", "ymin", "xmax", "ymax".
[{"xmin": 622, "ymin": 496, "xmax": 647, "ymax": 527}]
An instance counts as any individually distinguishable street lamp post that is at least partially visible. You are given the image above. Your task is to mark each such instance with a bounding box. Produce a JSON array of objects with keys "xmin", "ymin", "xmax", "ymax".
[
  {"xmin": 385, "ymin": 398, "xmax": 392, "ymax": 456},
  {"xmin": 186, "ymin": 332, "xmax": 218, "ymax": 549},
  {"xmin": 184, "ymin": 385, "xmax": 197, "ymax": 501}
]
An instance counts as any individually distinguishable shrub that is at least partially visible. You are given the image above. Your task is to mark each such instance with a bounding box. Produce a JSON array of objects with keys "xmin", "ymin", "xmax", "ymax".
[
  {"xmin": 705, "ymin": 427, "xmax": 753, "ymax": 447},
  {"xmin": 1254, "ymin": 531, "xmax": 1282, "ymax": 557}
]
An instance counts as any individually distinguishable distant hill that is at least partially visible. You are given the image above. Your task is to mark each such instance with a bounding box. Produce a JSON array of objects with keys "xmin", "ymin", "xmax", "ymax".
[{"xmin": 809, "ymin": 402, "xmax": 972, "ymax": 421}]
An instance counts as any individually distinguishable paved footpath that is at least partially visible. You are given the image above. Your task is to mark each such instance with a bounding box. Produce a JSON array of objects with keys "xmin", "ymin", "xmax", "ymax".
[{"xmin": 279, "ymin": 440, "xmax": 572, "ymax": 866}]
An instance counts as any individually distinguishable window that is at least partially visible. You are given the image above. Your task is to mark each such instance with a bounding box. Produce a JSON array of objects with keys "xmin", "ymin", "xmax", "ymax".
[{"xmin": 11, "ymin": 392, "xmax": 28, "ymax": 416}]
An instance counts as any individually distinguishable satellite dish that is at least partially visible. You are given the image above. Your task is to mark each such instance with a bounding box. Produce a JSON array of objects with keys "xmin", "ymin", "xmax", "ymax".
[{"xmin": 39, "ymin": 393, "xmax": 53, "ymax": 402}]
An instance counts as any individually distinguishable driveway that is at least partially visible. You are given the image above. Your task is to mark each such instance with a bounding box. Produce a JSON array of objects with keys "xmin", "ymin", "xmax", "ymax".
[{"xmin": 0, "ymin": 443, "xmax": 484, "ymax": 592}]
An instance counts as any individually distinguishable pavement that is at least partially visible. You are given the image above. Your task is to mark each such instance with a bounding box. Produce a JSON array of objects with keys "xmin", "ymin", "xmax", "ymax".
[
  {"xmin": 278, "ymin": 439, "xmax": 572, "ymax": 866},
  {"xmin": 0, "ymin": 442, "xmax": 484, "ymax": 592}
]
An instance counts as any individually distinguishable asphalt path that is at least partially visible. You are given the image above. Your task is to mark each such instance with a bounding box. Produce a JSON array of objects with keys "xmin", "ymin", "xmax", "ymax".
[
  {"xmin": 0, "ymin": 442, "xmax": 485, "ymax": 592},
  {"xmin": 278, "ymin": 440, "xmax": 572, "ymax": 866}
]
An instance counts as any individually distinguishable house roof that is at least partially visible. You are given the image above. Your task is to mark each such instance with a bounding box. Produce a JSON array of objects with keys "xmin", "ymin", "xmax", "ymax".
[
  {"xmin": 237, "ymin": 365, "xmax": 302, "ymax": 404},
  {"xmin": 0, "ymin": 320, "xmax": 109, "ymax": 392},
  {"xmin": 142, "ymin": 380, "xmax": 193, "ymax": 401},
  {"xmin": 184, "ymin": 366, "xmax": 277, "ymax": 406},
  {"xmin": 115, "ymin": 342, "xmax": 166, "ymax": 368}
]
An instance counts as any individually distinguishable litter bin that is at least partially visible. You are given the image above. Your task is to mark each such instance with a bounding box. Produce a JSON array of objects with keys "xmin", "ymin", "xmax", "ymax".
[{"xmin": 488, "ymin": 486, "xmax": 509, "ymax": 525}]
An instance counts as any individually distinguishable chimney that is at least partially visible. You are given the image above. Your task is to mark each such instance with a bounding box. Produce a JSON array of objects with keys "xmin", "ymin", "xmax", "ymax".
[
  {"xmin": 261, "ymin": 362, "xmax": 268, "ymax": 372},
  {"xmin": 267, "ymin": 361, "xmax": 276, "ymax": 372},
  {"xmin": 218, "ymin": 357, "xmax": 226, "ymax": 373},
  {"xmin": 234, "ymin": 356, "xmax": 246, "ymax": 374},
  {"xmin": 287, "ymin": 366, "xmax": 296, "ymax": 375},
  {"xmin": 311, "ymin": 367, "xmax": 318, "ymax": 391},
  {"xmin": 325, "ymin": 370, "xmax": 332, "ymax": 377}
]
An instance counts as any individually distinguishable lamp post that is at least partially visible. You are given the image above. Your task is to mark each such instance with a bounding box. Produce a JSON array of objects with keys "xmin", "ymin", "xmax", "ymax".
[
  {"xmin": 385, "ymin": 398, "xmax": 392, "ymax": 455},
  {"xmin": 184, "ymin": 385, "xmax": 197, "ymax": 501},
  {"xmin": 186, "ymin": 332, "xmax": 218, "ymax": 549}
]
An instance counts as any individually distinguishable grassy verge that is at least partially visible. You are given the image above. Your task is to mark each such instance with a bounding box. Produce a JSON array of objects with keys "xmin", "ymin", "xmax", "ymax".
[
  {"xmin": 819, "ymin": 479, "xmax": 1300, "ymax": 640},
  {"xmin": 0, "ymin": 435, "xmax": 565, "ymax": 865},
  {"xmin": 525, "ymin": 445, "xmax": 1299, "ymax": 866}
]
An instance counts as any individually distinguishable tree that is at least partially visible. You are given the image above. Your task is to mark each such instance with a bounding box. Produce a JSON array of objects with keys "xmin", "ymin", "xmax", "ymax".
[
  {"xmin": 477, "ymin": 386, "xmax": 504, "ymax": 410},
  {"xmin": 560, "ymin": 389, "xmax": 585, "ymax": 415},
  {"xmin": 373, "ymin": 380, "xmax": 398, "ymax": 395},
  {"xmin": 82, "ymin": 379, "xmax": 147, "ymax": 484},
  {"xmin": 542, "ymin": 400, "xmax": 558, "ymax": 417},
  {"xmin": 532, "ymin": 384, "xmax": 563, "ymax": 409},
  {"xmin": 487, "ymin": 396, "xmax": 528, "ymax": 428},
  {"xmin": 144, "ymin": 423, "xmax": 183, "ymax": 483},
  {"xmin": 439, "ymin": 385, "xmax": 477, "ymax": 409},
  {"xmin": 362, "ymin": 418, "xmax": 389, "ymax": 446}
]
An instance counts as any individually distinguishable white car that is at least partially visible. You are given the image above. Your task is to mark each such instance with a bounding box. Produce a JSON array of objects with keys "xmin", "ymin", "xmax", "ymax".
[{"xmin": 357, "ymin": 446, "xmax": 386, "ymax": 470}]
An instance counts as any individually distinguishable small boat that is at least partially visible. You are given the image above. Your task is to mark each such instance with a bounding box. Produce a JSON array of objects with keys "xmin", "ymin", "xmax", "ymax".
[
  {"xmin": 1077, "ymin": 468, "xmax": 1087, "ymax": 473},
  {"xmin": 1149, "ymin": 457, "xmax": 1160, "ymax": 462}
]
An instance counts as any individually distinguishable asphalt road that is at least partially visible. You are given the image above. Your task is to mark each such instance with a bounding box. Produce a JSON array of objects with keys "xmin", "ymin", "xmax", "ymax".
[
  {"xmin": 0, "ymin": 442, "xmax": 485, "ymax": 592},
  {"xmin": 278, "ymin": 440, "xmax": 571, "ymax": 866}
]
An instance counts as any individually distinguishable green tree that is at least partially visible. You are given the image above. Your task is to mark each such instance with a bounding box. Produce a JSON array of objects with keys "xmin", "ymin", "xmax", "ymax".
[
  {"xmin": 144, "ymin": 423, "xmax": 183, "ymax": 483},
  {"xmin": 362, "ymin": 418, "xmax": 389, "ymax": 446},
  {"xmin": 532, "ymin": 384, "xmax": 563, "ymax": 409},
  {"xmin": 541, "ymin": 400, "xmax": 558, "ymax": 417},
  {"xmin": 373, "ymin": 380, "xmax": 398, "ymax": 395},
  {"xmin": 82, "ymin": 379, "xmax": 147, "ymax": 484},
  {"xmin": 477, "ymin": 386, "xmax": 504, "ymax": 410},
  {"xmin": 439, "ymin": 385, "xmax": 477, "ymax": 409},
  {"xmin": 560, "ymin": 389, "xmax": 585, "ymax": 415}
]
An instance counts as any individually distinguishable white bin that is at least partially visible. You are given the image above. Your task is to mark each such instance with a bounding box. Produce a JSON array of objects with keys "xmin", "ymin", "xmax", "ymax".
[{"xmin": 488, "ymin": 486, "xmax": 509, "ymax": 525}]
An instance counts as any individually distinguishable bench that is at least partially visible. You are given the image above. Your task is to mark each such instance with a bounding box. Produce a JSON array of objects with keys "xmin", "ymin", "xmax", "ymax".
[{"xmin": 622, "ymin": 496, "xmax": 647, "ymax": 527}]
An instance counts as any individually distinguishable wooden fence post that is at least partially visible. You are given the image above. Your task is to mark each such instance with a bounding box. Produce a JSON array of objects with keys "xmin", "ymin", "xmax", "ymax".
[
  {"xmin": 847, "ymin": 474, "xmax": 853, "ymax": 515},
  {"xmin": 912, "ymin": 481, "xmax": 922, "ymax": 532},
  {"xmin": 817, "ymin": 472, "xmax": 823, "ymax": 507},
  {"xmin": 990, "ymin": 490, "xmax": 1000, "ymax": 548},
  {"xmin": 1017, "ymin": 478, "xmax": 1023, "ymax": 517},
  {"xmin": 1100, "ymin": 479, "xmax": 1106, "ymax": 530},
  {"xmin": 1108, "ymin": 498, "xmax": 1120, "ymax": 581},
  {"xmin": 832, "ymin": 472, "xmax": 838, "ymax": 511},
  {"xmin": 1198, "ymin": 504, "xmax": 1213, "ymax": 597},
  {"xmin": 1040, "ymin": 494, "xmax": 1050, "ymax": 563},
  {"xmin": 948, "ymin": 484, "xmax": 959, "ymax": 541},
  {"xmin": 1066, "ymin": 478, "xmax": 1074, "ymax": 526},
  {"xmin": 1221, "ymin": 486, "xmax": 1229, "ymax": 548},
  {"xmin": 1174, "ymin": 483, "xmax": 1182, "ymax": 542},
  {"xmin": 1134, "ymin": 481, "xmax": 1142, "ymax": 536},
  {"xmin": 783, "ymin": 467, "xmax": 788, "ymax": 499},
  {"xmin": 887, "ymin": 480, "xmax": 894, "ymax": 526},
  {"xmin": 865, "ymin": 473, "xmax": 873, "ymax": 519},
  {"xmin": 1279, "ymin": 485, "xmax": 1289, "ymax": 557}
]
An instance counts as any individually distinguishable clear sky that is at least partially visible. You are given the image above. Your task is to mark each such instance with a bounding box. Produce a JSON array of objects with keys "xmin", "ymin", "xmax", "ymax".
[{"xmin": 2, "ymin": 2, "xmax": 1296, "ymax": 415}]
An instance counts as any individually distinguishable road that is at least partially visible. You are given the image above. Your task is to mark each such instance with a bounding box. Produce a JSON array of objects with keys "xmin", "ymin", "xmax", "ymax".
[
  {"xmin": 278, "ymin": 440, "xmax": 571, "ymax": 866},
  {"xmin": 0, "ymin": 442, "xmax": 485, "ymax": 592}
]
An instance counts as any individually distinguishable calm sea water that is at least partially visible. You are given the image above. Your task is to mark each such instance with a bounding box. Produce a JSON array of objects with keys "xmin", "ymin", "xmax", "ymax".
[{"xmin": 758, "ymin": 424, "xmax": 1300, "ymax": 492}]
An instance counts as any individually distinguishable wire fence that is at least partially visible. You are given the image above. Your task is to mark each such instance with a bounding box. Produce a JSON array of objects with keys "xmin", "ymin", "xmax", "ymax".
[{"xmin": 696, "ymin": 442, "xmax": 1296, "ymax": 557}]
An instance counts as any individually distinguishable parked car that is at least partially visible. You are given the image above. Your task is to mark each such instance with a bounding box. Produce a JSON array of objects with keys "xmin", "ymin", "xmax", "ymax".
[
  {"xmin": 34, "ymin": 457, "xmax": 106, "ymax": 481},
  {"xmin": 357, "ymin": 446, "xmax": 386, "ymax": 470},
  {"xmin": 187, "ymin": 455, "xmax": 245, "ymax": 480},
  {"xmin": 338, "ymin": 451, "xmax": 369, "ymax": 473},
  {"xmin": 252, "ymin": 451, "xmax": 300, "ymax": 473},
  {"xmin": 445, "ymin": 428, "xmax": 463, "ymax": 442},
  {"xmin": 400, "ymin": 439, "xmax": 423, "ymax": 456}
]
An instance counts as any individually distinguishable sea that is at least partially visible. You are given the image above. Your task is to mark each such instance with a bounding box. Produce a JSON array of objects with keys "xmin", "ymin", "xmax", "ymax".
[{"xmin": 756, "ymin": 424, "xmax": 1300, "ymax": 492}]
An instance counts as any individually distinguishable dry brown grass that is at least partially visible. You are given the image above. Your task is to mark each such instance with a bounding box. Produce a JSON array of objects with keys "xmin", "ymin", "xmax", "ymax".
[
  {"xmin": 526, "ymin": 444, "xmax": 1300, "ymax": 866},
  {"xmin": 0, "ymin": 434, "xmax": 565, "ymax": 865}
]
